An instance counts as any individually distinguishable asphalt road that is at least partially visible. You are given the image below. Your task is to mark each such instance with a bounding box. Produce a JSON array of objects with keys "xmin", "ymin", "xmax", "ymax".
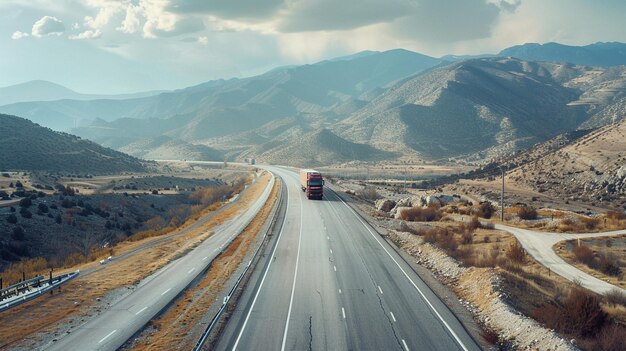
[
  {"xmin": 216, "ymin": 167, "xmax": 480, "ymax": 351},
  {"xmin": 495, "ymin": 224, "xmax": 626, "ymax": 295},
  {"xmin": 45, "ymin": 175, "xmax": 275, "ymax": 351}
]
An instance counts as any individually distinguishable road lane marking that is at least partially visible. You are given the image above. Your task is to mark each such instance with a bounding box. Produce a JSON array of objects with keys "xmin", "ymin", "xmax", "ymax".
[
  {"xmin": 378, "ymin": 286, "xmax": 383, "ymax": 294},
  {"xmin": 98, "ymin": 329, "xmax": 117, "ymax": 344},
  {"xmin": 402, "ymin": 339, "xmax": 409, "ymax": 351},
  {"xmin": 281, "ymin": 191, "xmax": 304, "ymax": 351},
  {"xmin": 161, "ymin": 288, "xmax": 171, "ymax": 296},
  {"xmin": 202, "ymin": 256, "xmax": 208, "ymax": 261},
  {"xmin": 327, "ymin": 236, "xmax": 329, "ymax": 240},
  {"xmin": 342, "ymin": 307, "xmax": 346, "ymax": 319},
  {"xmin": 339, "ymin": 289, "xmax": 342, "ymax": 294},
  {"xmin": 136, "ymin": 307, "xmax": 147, "ymax": 315},
  {"xmin": 332, "ymin": 190, "xmax": 470, "ymax": 351},
  {"xmin": 233, "ymin": 186, "xmax": 291, "ymax": 350},
  {"xmin": 333, "ymin": 265, "xmax": 337, "ymax": 272},
  {"xmin": 390, "ymin": 311, "xmax": 396, "ymax": 322},
  {"xmin": 330, "ymin": 249, "xmax": 333, "ymax": 255},
  {"xmin": 188, "ymin": 267, "xmax": 196, "ymax": 274}
]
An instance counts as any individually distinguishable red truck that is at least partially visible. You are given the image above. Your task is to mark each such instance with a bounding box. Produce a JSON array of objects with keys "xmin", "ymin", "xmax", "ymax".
[{"xmin": 299, "ymin": 169, "xmax": 324, "ymax": 200}]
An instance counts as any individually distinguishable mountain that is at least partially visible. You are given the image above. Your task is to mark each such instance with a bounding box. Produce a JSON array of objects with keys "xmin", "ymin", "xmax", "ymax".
[
  {"xmin": 336, "ymin": 57, "xmax": 593, "ymax": 160},
  {"xmin": 504, "ymin": 118, "xmax": 626, "ymax": 208},
  {"xmin": 0, "ymin": 114, "xmax": 146, "ymax": 173},
  {"xmin": 0, "ymin": 80, "xmax": 164, "ymax": 107},
  {"xmin": 118, "ymin": 136, "xmax": 223, "ymax": 161},
  {"xmin": 499, "ymin": 42, "xmax": 626, "ymax": 67},
  {"xmin": 0, "ymin": 49, "xmax": 441, "ymax": 134}
]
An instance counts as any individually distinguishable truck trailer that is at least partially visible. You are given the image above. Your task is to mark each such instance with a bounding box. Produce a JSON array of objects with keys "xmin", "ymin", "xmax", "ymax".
[{"xmin": 299, "ymin": 169, "xmax": 324, "ymax": 200}]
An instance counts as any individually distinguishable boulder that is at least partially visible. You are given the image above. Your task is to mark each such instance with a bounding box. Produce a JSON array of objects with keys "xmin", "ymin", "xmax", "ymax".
[
  {"xmin": 396, "ymin": 197, "xmax": 412, "ymax": 208},
  {"xmin": 375, "ymin": 199, "xmax": 396, "ymax": 212}
]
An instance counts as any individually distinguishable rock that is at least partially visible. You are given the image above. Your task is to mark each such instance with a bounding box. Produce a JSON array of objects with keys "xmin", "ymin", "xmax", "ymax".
[
  {"xmin": 375, "ymin": 198, "xmax": 396, "ymax": 212},
  {"xmin": 392, "ymin": 220, "xmax": 411, "ymax": 232},
  {"xmin": 396, "ymin": 197, "xmax": 412, "ymax": 208}
]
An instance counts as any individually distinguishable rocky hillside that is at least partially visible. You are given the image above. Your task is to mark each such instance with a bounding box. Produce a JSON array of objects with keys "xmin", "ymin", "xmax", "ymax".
[
  {"xmin": 506, "ymin": 118, "xmax": 626, "ymax": 208},
  {"xmin": 0, "ymin": 114, "xmax": 146, "ymax": 173},
  {"xmin": 500, "ymin": 42, "xmax": 626, "ymax": 67},
  {"xmin": 119, "ymin": 136, "xmax": 223, "ymax": 161}
]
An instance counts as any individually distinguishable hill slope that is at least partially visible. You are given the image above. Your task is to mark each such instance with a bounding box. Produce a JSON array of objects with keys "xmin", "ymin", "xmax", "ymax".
[
  {"xmin": 118, "ymin": 136, "xmax": 223, "ymax": 161},
  {"xmin": 0, "ymin": 114, "xmax": 145, "ymax": 173},
  {"xmin": 499, "ymin": 42, "xmax": 626, "ymax": 67}
]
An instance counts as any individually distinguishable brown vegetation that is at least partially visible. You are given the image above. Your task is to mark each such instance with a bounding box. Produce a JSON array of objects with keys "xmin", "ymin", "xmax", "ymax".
[
  {"xmin": 515, "ymin": 205, "xmax": 538, "ymax": 220},
  {"xmin": 399, "ymin": 206, "xmax": 442, "ymax": 222}
]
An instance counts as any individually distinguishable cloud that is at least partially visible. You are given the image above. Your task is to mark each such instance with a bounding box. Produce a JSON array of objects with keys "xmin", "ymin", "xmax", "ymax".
[
  {"xmin": 31, "ymin": 15, "xmax": 65, "ymax": 37},
  {"xmin": 387, "ymin": 0, "xmax": 517, "ymax": 43},
  {"xmin": 11, "ymin": 31, "xmax": 29, "ymax": 40},
  {"xmin": 143, "ymin": 15, "xmax": 204, "ymax": 38},
  {"xmin": 277, "ymin": 0, "xmax": 412, "ymax": 32},
  {"xmin": 69, "ymin": 29, "xmax": 103, "ymax": 40},
  {"xmin": 117, "ymin": 4, "xmax": 142, "ymax": 34},
  {"xmin": 84, "ymin": 0, "xmax": 126, "ymax": 30},
  {"xmin": 167, "ymin": 0, "xmax": 284, "ymax": 20}
]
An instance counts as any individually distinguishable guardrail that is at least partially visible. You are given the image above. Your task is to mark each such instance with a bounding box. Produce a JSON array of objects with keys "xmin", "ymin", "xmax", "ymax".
[
  {"xmin": 192, "ymin": 177, "xmax": 285, "ymax": 351},
  {"xmin": 0, "ymin": 270, "xmax": 80, "ymax": 313}
]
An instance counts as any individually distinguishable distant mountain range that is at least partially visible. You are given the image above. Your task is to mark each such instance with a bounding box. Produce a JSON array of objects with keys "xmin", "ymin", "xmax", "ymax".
[
  {"xmin": 2, "ymin": 42, "xmax": 626, "ymax": 166},
  {"xmin": 0, "ymin": 80, "xmax": 163, "ymax": 107},
  {"xmin": 0, "ymin": 114, "xmax": 146, "ymax": 173}
]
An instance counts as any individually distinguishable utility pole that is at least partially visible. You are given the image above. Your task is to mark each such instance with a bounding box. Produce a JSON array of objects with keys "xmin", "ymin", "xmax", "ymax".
[{"xmin": 500, "ymin": 166, "xmax": 505, "ymax": 222}]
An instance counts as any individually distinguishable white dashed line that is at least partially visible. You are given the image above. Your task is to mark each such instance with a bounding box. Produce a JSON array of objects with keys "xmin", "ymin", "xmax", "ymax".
[
  {"xmin": 188, "ymin": 267, "xmax": 196, "ymax": 274},
  {"xmin": 342, "ymin": 307, "xmax": 346, "ymax": 319},
  {"xmin": 333, "ymin": 265, "xmax": 337, "ymax": 272},
  {"xmin": 338, "ymin": 289, "xmax": 342, "ymax": 294},
  {"xmin": 378, "ymin": 286, "xmax": 383, "ymax": 294},
  {"xmin": 402, "ymin": 339, "xmax": 409, "ymax": 351},
  {"xmin": 161, "ymin": 288, "xmax": 171, "ymax": 296},
  {"xmin": 135, "ymin": 307, "xmax": 147, "ymax": 315},
  {"xmin": 390, "ymin": 311, "xmax": 396, "ymax": 322},
  {"xmin": 330, "ymin": 249, "xmax": 333, "ymax": 255},
  {"xmin": 202, "ymin": 256, "xmax": 208, "ymax": 261},
  {"xmin": 98, "ymin": 329, "xmax": 117, "ymax": 344}
]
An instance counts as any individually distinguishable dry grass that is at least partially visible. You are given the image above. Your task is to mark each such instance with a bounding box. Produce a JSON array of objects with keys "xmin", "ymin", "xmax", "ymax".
[
  {"xmin": 0, "ymin": 172, "xmax": 272, "ymax": 349},
  {"xmin": 129, "ymin": 177, "xmax": 279, "ymax": 350}
]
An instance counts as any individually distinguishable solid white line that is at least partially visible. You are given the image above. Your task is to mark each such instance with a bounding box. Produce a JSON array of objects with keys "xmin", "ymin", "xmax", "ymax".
[
  {"xmin": 280, "ymin": 191, "xmax": 304, "ymax": 351},
  {"xmin": 333, "ymin": 265, "xmax": 337, "ymax": 272},
  {"xmin": 332, "ymin": 190, "xmax": 470, "ymax": 351},
  {"xmin": 402, "ymin": 339, "xmax": 409, "ymax": 351},
  {"xmin": 161, "ymin": 288, "xmax": 171, "ymax": 296},
  {"xmin": 390, "ymin": 311, "xmax": 396, "ymax": 322},
  {"xmin": 232, "ymin": 184, "xmax": 290, "ymax": 350},
  {"xmin": 135, "ymin": 306, "xmax": 148, "ymax": 315},
  {"xmin": 98, "ymin": 329, "xmax": 117, "ymax": 344},
  {"xmin": 378, "ymin": 285, "xmax": 383, "ymax": 294},
  {"xmin": 342, "ymin": 307, "xmax": 346, "ymax": 319},
  {"xmin": 188, "ymin": 267, "xmax": 196, "ymax": 274}
]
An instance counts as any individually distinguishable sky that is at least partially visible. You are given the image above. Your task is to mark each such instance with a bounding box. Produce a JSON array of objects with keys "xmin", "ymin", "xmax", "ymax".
[{"xmin": 1, "ymin": 0, "xmax": 626, "ymax": 94}]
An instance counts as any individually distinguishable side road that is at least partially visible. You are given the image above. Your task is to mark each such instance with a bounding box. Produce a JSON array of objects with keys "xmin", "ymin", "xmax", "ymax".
[{"xmin": 495, "ymin": 224, "xmax": 626, "ymax": 295}]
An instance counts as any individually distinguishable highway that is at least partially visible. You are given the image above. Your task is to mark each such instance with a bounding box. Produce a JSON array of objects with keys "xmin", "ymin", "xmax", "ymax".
[
  {"xmin": 46, "ymin": 175, "xmax": 274, "ymax": 351},
  {"xmin": 216, "ymin": 167, "xmax": 480, "ymax": 351}
]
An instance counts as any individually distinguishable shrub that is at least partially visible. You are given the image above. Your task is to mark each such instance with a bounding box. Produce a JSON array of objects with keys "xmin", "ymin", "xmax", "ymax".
[
  {"xmin": 516, "ymin": 205, "xmax": 538, "ymax": 220},
  {"xmin": 6, "ymin": 213, "xmax": 18, "ymax": 224},
  {"xmin": 38, "ymin": 203, "xmax": 48, "ymax": 213},
  {"xmin": 597, "ymin": 253, "xmax": 622, "ymax": 277},
  {"xmin": 581, "ymin": 217, "xmax": 599, "ymax": 230},
  {"xmin": 506, "ymin": 242, "xmax": 526, "ymax": 264},
  {"xmin": 19, "ymin": 197, "xmax": 32, "ymax": 208},
  {"xmin": 604, "ymin": 288, "xmax": 626, "ymax": 307},
  {"xmin": 573, "ymin": 245, "xmax": 594, "ymax": 265},
  {"xmin": 19, "ymin": 208, "xmax": 32, "ymax": 219},
  {"xmin": 399, "ymin": 206, "xmax": 441, "ymax": 222},
  {"xmin": 55, "ymin": 214, "xmax": 62, "ymax": 224},
  {"xmin": 12, "ymin": 226, "xmax": 25, "ymax": 240},
  {"xmin": 476, "ymin": 202, "xmax": 495, "ymax": 219},
  {"xmin": 597, "ymin": 324, "xmax": 626, "ymax": 351}
]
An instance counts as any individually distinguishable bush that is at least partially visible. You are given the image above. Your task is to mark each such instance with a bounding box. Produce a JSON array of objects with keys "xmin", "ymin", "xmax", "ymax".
[
  {"xmin": 506, "ymin": 242, "xmax": 526, "ymax": 264},
  {"xmin": 597, "ymin": 324, "xmax": 626, "ymax": 351},
  {"xmin": 19, "ymin": 197, "xmax": 32, "ymax": 208},
  {"xmin": 12, "ymin": 226, "xmax": 25, "ymax": 240},
  {"xmin": 581, "ymin": 217, "xmax": 600, "ymax": 230},
  {"xmin": 573, "ymin": 245, "xmax": 594, "ymax": 265},
  {"xmin": 6, "ymin": 213, "xmax": 18, "ymax": 224},
  {"xmin": 19, "ymin": 208, "xmax": 32, "ymax": 219},
  {"xmin": 476, "ymin": 202, "xmax": 495, "ymax": 219},
  {"xmin": 604, "ymin": 288, "xmax": 626, "ymax": 307},
  {"xmin": 55, "ymin": 214, "xmax": 62, "ymax": 224},
  {"xmin": 400, "ymin": 206, "xmax": 441, "ymax": 222},
  {"xmin": 597, "ymin": 253, "xmax": 622, "ymax": 277},
  {"xmin": 38, "ymin": 203, "xmax": 49, "ymax": 213},
  {"xmin": 516, "ymin": 205, "xmax": 538, "ymax": 220}
]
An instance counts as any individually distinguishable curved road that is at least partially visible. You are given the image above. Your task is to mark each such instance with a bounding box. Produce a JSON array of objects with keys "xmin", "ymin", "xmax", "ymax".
[
  {"xmin": 495, "ymin": 224, "xmax": 626, "ymax": 295},
  {"xmin": 216, "ymin": 167, "xmax": 480, "ymax": 351},
  {"xmin": 46, "ymin": 175, "xmax": 275, "ymax": 351}
]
